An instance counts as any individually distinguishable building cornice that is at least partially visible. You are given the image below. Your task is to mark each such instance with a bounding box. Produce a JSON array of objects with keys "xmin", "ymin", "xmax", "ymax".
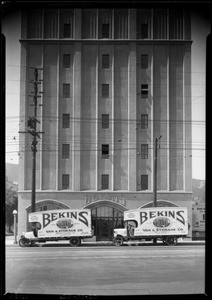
[{"xmin": 19, "ymin": 39, "xmax": 193, "ymax": 44}]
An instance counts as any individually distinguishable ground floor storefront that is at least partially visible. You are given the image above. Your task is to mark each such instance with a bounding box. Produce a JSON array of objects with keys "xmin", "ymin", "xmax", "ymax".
[{"xmin": 17, "ymin": 191, "xmax": 193, "ymax": 241}]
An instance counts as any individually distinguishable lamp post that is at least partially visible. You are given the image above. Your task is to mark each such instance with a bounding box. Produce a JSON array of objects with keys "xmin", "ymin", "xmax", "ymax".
[{"xmin": 13, "ymin": 210, "xmax": 18, "ymax": 244}]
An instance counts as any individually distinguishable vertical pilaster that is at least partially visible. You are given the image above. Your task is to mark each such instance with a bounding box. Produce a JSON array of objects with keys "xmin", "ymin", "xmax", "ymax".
[
  {"xmin": 73, "ymin": 42, "xmax": 82, "ymax": 191},
  {"xmin": 183, "ymin": 46, "xmax": 186, "ymax": 191},
  {"xmin": 111, "ymin": 44, "xmax": 115, "ymax": 191},
  {"xmin": 96, "ymin": 45, "xmax": 99, "ymax": 190},
  {"xmin": 40, "ymin": 43, "xmax": 44, "ymax": 190},
  {"xmin": 151, "ymin": 44, "xmax": 154, "ymax": 191},
  {"xmin": 128, "ymin": 42, "xmax": 137, "ymax": 191},
  {"xmin": 56, "ymin": 43, "xmax": 60, "ymax": 190},
  {"xmin": 19, "ymin": 42, "xmax": 27, "ymax": 191},
  {"xmin": 167, "ymin": 45, "xmax": 170, "ymax": 191}
]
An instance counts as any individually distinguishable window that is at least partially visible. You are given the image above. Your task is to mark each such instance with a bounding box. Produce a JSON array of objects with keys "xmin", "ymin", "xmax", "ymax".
[
  {"xmin": 141, "ymin": 175, "xmax": 148, "ymax": 190},
  {"xmin": 102, "ymin": 54, "xmax": 109, "ymax": 69},
  {"xmin": 63, "ymin": 54, "xmax": 70, "ymax": 68},
  {"xmin": 102, "ymin": 144, "xmax": 109, "ymax": 159},
  {"xmin": 141, "ymin": 144, "xmax": 148, "ymax": 159},
  {"xmin": 141, "ymin": 24, "xmax": 148, "ymax": 38},
  {"xmin": 82, "ymin": 9, "xmax": 97, "ymax": 39},
  {"xmin": 44, "ymin": 9, "xmax": 58, "ymax": 38},
  {"xmin": 169, "ymin": 9, "xmax": 183, "ymax": 39},
  {"xmin": 102, "ymin": 24, "xmax": 109, "ymax": 38},
  {"xmin": 60, "ymin": 9, "xmax": 74, "ymax": 38},
  {"xmin": 62, "ymin": 174, "xmax": 69, "ymax": 189},
  {"xmin": 64, "ymin": 23, "xmax": 71, "ymax": 38},
  {"xmin": 62, "ymin": 144, "xmax": 70, "ymax": 159},
  {"xmin": 102, "ymin": 84, "xmax": 109, "ymax": 98},
  {"xmin": 153, "ymin": 9, "xmax": 167, "ymax": 39},
  {"xmin": 101, "ymin": 174, "xmax": 109, "ymax": 189},
  {"xmin": 141, "ymin": 84, "xmax": 148, "ymax": 98},
  {"xmin": 63, "ymin": 84, "xmax": 70, "ymax": 98},
  {"xmin": 62, "ymin": 114, "xmax": 70, "ymax": 128},
  {"xmin": 141, "ymin": 114, "xmax": 148, "ymax": 129},
  {"xmin": 102, "ymin": 114, "xmax": 109, "ymax": 129},
  {"xmin": 141, "ymin": 54, "xmax": 148, "ymax": 68}
]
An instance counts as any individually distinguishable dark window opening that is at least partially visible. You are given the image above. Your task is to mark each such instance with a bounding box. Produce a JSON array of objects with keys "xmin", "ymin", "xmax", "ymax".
[
  {"xmin": 102, "ymin": 54, "xmax": 110, "ymax": 68},
  {"xmin": 102, "ymin": 84, "xmax": 109, "ymax": 98},
  {"xmin": 101, "ymin": 174, "xmax": 109, "ymax": 189},
  {"xmin": 63, "ymin": 84, "xmax": 70, "ymax": 98},
  {"xmin": 141, "ymin": 54, "xmax": 148, "ymax": 68},
  {"xmin": 64, "ymin": 24, "xmax": 71, "ymax": 38},
  {"xmin": 141, "ymin": 175, "xmax": 148, "ymax": 190},
  {"xmin": 102, "ymin": 144, "xmax": 109, "ymax": 159},
  {"xmin": 62, "ymin": 114, "xmax": 70, "ymax": 128},
  {"xmin": 141, "ymin": 24, "xmax": 148, "ymax": 38},
  {"xmin": 102, "ymin": 114, "xmax": 109, "ymax": 129},
  {"xmin": 141, "ymin": 144, "xmax": 148, "ymax": 159},
  {"xmin": 62, "ymin": 174, "xmax": 69, "ymax": 189},
  {"xmin": 63, "ymin": 54, "xmax": 70, "ymax": 68},
  {"xmin": 141, "ymin": 114, "xmax": 148, "ymax": 129},
  {"xmin": 141, "ymin": 84, "xmax": 148, "ymax": 98},
  {"xmin": 102, "ymin": 24, "xmax": 109, "ymax": 38},
  {"xmin": 62, "ymin": 144, "xmax": 70, "ymax": 159}
]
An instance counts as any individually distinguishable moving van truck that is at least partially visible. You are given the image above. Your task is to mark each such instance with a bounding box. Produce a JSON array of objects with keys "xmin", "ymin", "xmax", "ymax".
[
  {"xmin": 113, "ymin": 207, "xmax": 188, "ymax": 246},
  {"xmin": 19, "ymin": 209, "xmax": 93, "ymax": 247}
]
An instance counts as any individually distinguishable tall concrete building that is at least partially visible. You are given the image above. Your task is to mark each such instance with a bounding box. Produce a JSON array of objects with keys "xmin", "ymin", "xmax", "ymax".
[{"xmin": 18, "ymin": 5, "xmax": 192, "ymax": 240}]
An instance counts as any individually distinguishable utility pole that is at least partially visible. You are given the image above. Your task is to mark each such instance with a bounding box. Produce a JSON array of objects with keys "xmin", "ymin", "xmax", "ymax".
[
  {"xmin": 153, "ymin": 135, "xmax": 162, "ymax": 207},
  {"xmin": 19, "ymin": 67, "xmax": 43, "ymax": 213}
]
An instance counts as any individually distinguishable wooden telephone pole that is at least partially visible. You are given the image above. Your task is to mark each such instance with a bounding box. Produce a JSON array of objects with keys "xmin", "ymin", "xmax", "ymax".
[
  {"xmin": 153, "ymin": 135, "xmax": 162, "ymax": 207},
  {"xmin": 19, "ymin": 67, "xmax": 43, "ymax": 213}
]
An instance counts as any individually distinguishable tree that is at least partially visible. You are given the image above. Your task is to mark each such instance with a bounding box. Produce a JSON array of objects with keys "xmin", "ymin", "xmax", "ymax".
[{"xmin": 6, "ymin": 181, "xmax": 18, "ymax": 233}]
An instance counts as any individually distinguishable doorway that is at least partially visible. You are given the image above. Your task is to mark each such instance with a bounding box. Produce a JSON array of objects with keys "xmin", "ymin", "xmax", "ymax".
[{"xmin": 91, "ymin": 206, "xmax": 124, "ymax": 241}]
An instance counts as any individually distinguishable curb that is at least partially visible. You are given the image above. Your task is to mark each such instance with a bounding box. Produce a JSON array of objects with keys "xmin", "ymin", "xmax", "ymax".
[{"xmin": 5, "ymin": 240, "xmax": 205, "ymax": 247}]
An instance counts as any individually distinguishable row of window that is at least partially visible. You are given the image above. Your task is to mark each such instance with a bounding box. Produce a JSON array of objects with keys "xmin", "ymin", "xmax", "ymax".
[
  {"xmin": 62, "ymin": 114, "xmax": 149, "ymax": 129},
  {"xmin": 62, "ymin": 53, "xmax": 148, "ymax": 69},
  {"xmin": 27, "ymin": 8, "xmax": 184, "ymax": 40},
  {"xmin": 62, "ymin": 83, "xmax": 149, "ymax": 98},
  {"xmin": 62, "ymin": 174, "xmax": 148, "ymax": 190},
  {"xmin": 61, "ymin": 144, "xmax": 149, "ymax": 159}
]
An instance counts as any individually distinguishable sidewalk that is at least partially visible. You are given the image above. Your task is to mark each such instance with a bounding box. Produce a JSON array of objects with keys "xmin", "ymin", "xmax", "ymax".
[{"xmin": 5, "ymin": 235, "xmax": 205, "ymax": 247}]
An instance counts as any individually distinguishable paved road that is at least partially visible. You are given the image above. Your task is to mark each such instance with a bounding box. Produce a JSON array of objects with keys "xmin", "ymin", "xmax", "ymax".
[{"xmin": 5, "ymin": 244, "xmax": 205, "ymax": 295}]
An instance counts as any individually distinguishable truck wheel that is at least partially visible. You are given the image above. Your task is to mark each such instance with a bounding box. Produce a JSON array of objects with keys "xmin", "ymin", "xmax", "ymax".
[
  {"xmin": 113, "ymin": 236, "xmax": 123, "ymax": 246},
  {"xmin": 165, "ymin": 236, "xmax": 177, "ymax": 246},
  {"xmin": 19, "ymin": 238, "xmax": 31, "ymax": 247},
  {"xmin": 69, "ymin": 237, "xmax": 81, "ymax": 247}
]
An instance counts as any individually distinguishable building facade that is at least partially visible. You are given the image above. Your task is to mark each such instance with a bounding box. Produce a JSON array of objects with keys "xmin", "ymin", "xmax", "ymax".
[{"xmin": 18, "ymin": 6, "xmax": 192, "ymax": 240}]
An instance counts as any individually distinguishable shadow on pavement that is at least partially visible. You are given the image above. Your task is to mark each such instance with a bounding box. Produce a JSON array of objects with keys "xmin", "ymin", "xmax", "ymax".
[{"xmin": 21, "ymin": 241, "xmax": 205, "ymax": 248}]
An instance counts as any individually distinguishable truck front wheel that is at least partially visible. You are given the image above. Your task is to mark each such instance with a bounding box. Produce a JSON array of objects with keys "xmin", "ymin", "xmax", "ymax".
[
  {"xmin": 19, "ymin": 238, "xmax": 31, "ymax": 247},
  {"xmin": 163, "ymin": 236, "xmax": 177, "ymax": 246},
  {"xmin": 113, "ymin": 236, "xmax": 123, "ymax": 246},
  {"xmin": 69, "ymin": 237, "xmax": 81, "ymax": 247}
]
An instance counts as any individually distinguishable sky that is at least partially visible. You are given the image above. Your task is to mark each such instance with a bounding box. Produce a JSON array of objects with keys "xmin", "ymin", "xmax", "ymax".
[{"xmin": 3, "ymin": 7, "xmax": 209, "ymax": 180}]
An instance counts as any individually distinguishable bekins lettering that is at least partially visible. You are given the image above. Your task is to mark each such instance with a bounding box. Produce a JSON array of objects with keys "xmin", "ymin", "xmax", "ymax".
[
  {"xmin": 43, "ymin": 211, "xmax": 89, "ymax": 228},
  {"xmin": 140, "ymin": 210, "xmax": 185, "ymax": 225}
]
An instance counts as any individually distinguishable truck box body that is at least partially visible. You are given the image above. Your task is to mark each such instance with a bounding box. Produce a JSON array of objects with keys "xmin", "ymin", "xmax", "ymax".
[
  {"xmin": 28, "ymin": 209, "xmax": 92, "ymax": 239},
  {"xmin": 124, "ymin": 207, "xmax": 188, "ymax": 237}
]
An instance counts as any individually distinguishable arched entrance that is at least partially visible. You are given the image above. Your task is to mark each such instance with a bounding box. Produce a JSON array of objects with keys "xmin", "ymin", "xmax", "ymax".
[
  {"xmin": 84, "ymin": 201, "xmax": 126, "ymax": 241},
  {"xmin": 26, "ymin": 200, "xmax": 70, "ymax": 231},
  {"xmin": 140, "ymin": 200, "xmax": 179, "ymax": 208}
]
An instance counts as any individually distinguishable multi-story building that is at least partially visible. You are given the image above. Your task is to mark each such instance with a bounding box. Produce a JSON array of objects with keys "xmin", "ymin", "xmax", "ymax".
[{"xmin": 18, "ymin": 5, "xmax": 192, "ymax": 240}]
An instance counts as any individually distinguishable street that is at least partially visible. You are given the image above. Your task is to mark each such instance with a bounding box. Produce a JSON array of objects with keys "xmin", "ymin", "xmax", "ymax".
[{"xmin": 6, "ymin": 243, "xmax": 205, "ymax": 295}]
